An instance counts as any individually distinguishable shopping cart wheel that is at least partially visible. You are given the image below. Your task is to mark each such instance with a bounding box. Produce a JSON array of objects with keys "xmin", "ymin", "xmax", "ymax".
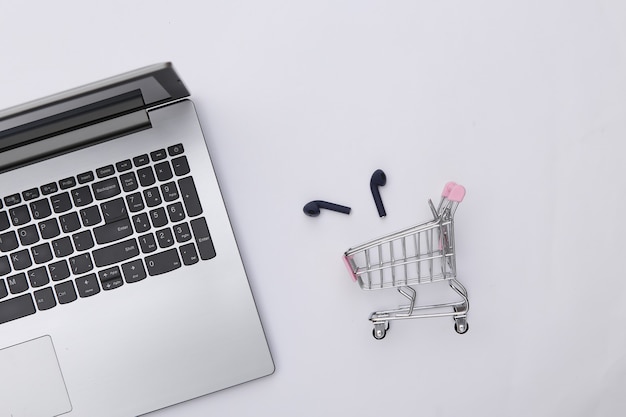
[
  {"xmin": 454, "ymin": 318, "xmax": 469, "ymax": 334},
  {"xmin": 372, "ymin": 322, "xmax": 389, "ymax": 340}
]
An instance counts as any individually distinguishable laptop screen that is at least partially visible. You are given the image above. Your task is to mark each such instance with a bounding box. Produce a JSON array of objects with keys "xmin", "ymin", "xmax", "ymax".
[
  {"xmin": 0, "ymin": 63, "xmax": 188, "ymax": 135},
  {"xmin": 0, "ymin": 63, "xmax": 188, "ymax": 172}
]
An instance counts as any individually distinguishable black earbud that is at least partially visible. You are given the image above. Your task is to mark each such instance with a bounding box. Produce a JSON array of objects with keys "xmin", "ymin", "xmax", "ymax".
[
  {"xmin": 370, "ymin": 169, "xmax": 387, "ymax": 217},
  {"xmin": 303, "ymin": 200, "xmax": 351, "ymax": 217}
]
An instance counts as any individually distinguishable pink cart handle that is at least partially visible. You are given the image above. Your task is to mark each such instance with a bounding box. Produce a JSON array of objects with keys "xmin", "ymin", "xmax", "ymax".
[
  {"xmin": 343, "ymin": 256, "xmax": 358, "ymax": 282},
  {"xmin": 441, "ymin": 181, "xmax": 457, "ymax": 197},
  {"xmin": 448, "ymin": 184, "xmax": 466, "ymax": 202}
]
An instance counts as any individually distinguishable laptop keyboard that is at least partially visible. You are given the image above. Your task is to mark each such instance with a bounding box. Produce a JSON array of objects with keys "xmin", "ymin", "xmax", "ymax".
[{"xmin": 0, "ymin": 144, "xmax": 216, "ymax": 325}]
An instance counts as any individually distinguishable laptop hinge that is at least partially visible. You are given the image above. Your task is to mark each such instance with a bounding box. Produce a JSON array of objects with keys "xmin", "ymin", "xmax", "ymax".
[{"xmin": 0, "ymin": 90, "xmax": 151, "ymax": 172}]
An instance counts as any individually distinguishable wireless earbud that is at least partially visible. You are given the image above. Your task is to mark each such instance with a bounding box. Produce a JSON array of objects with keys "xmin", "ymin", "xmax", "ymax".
[
  {"xmin": 303, "ymin": 200, "xmax": 351, "ymax": 217},
  {"xmin": 370, "ymin": 169, "xmax": 387, "ymax": 217}
]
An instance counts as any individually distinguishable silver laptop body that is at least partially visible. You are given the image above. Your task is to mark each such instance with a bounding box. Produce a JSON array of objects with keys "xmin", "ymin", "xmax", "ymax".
[{"xmin": 0, "ymin": 63, "xmax": 274, "ymax": 417}]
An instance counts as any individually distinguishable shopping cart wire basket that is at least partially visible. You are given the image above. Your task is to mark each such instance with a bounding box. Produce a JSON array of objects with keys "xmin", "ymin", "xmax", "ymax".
[{"xmin": 343, "ymin": 182, "xmax": 469, "ymax": 339}]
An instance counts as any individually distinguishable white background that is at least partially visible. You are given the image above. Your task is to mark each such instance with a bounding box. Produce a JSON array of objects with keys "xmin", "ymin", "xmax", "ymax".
[{"xmin": 2, "ymin": 1, "xmax": 626, "ymax": 416}]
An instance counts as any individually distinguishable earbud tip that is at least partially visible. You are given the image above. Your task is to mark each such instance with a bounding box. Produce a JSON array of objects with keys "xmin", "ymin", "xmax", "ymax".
[
  {"xmin": 303, "ymin": 203, "xmax": 320, "ymax": 217},
  {"xmin": 372, "ymin": 169, "xmax": 386, "ymax": 186}
]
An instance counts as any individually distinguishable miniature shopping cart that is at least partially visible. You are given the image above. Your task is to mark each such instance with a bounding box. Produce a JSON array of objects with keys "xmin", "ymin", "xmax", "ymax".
[{"xmin": 343, "ymin": 182, "xmax": 469, "ymax": 339}]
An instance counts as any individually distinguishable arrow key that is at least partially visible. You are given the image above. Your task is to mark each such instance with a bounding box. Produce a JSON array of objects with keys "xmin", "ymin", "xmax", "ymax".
[
  {"xmin": 75, "ymin": 273, "xmax": 100, "ymax": 298},
  {"xmin": 99, "ymin": 266, "xmax": 123, "ymax": 290},
  {"xmin": 122, "ymin": 259, "xmax": 146, "ymax": 283}
]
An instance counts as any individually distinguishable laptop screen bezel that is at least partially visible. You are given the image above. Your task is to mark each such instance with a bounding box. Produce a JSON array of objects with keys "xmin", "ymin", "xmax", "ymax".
[{"xmin": 0, "ymin": 62, "xmax": 189, "ymax": 133}]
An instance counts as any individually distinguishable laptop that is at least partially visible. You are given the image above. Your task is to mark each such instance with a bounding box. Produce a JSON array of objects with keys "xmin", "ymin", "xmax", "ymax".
[{"xmin": 0, "ymin": 63, "xmax": 274, "ymax": 416}]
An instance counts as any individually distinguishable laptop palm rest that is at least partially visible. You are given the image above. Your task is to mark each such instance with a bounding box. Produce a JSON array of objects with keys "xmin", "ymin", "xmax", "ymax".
[{"xmin": 0, "ymin": 336, "xmax": 71, "ymax": 417}]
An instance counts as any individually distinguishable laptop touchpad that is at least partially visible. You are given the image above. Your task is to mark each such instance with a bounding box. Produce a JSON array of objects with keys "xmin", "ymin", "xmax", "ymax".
[{"xmin": 0, "ymin": 335, "xmax": 72, "ymax": 417}]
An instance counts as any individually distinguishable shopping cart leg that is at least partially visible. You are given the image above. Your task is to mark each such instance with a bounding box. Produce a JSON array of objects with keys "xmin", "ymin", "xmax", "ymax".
[
  {"xmin": 397, "ymin": 286, "xmax": 416, "ymax": 317},
  {"xmin": 449, "ymin": 278, "xmax": 469, "ymax": 334}
]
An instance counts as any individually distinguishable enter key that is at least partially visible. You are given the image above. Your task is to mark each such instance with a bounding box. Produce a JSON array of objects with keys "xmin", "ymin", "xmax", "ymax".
[{"xmin": 190, "ymin": 217, "xmax": 216, "ymax": 260}]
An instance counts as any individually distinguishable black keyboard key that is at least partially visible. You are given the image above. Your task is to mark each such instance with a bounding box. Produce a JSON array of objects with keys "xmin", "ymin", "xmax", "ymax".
[
  {"xmin": 133, "ymin": 154, "xmax": 149, "ymax": 167},
  {"xmin": 10, "ymin": 250, "xmax": 32, "ymax": 271},
  {"xmin": 92, "ymin": 177, "xmax": 121, "ymax": 200},
  {"xmin": 75, "ymin": 273, "xmax": 100, "ymax": 298},
  {"xmin": 28, "ymin": 266, "xmax": 49, "ymax": 288},
  {"xmin": 120, "ymin": 172, "xmax": 139, "ymax": 192},
  {"xmin": 7, "ymin": 272, "xmax": 28, "ymax": 294},
  {"xmin": 4, "ymin": 194, "xmax": 21, "ymax": 206},
  {"xmin": 100, "ymin": 197, "xmax": 127, "ymax": 224},
  {"xmin": 143, "ymin": 187, "xmax": 161, "ymax": 207},
  {"xmin": 54, "ymin": 280, "xmax": 77, "ymax": 304},
  {"xmin": 99, "ymin": 266, "xmax": 123, "ymax": 291},
  {"xmin": 174, "ymin": 223, "xmax": 192, "ymax": 243},
  {"xmin": 34, "ymin": 287, "xmax": 56, "ymax": 311},
  {"xmin": 49, "ymin": 260, "xmax": 70, "ymax": 281},
  {"xmin": 172, "ymin": 156, "xmax": 190, "ymax": 176},
  {"xmin": 41, "ymin": 183, "xmax": 58, "ymax": 195},
  {"xmin": 96, "ymin": 165, "xmax": 115, "ymax": 178},
  {"xmin": 168, "ymin": 143, "xmax": 184, "ymax": 156},
  {"xmin": 138, "ymin": 166, "xmax": 156, "ymax": 187},
  {"xmin": 180, "ymin": 243, "xmax": 199, "ymax": 266},
  {"xmin": 178, "ymin": 177, "xmax": 203, "ymax": 217},
  {"xmin": 93, "ymin": 218, "xmax": 132, "ymax": 245},
  {"xmin": 77, "ymin": 171, "xmax": 94, "ymax": 184},
  {"xmin": 69, "ymin": 253, "xmax": 93, "ymax": 275},
  {"xmin": 122, "ymin": 259, "xmax": 146, "ymax": 283},
  {"xmin": 116, "ymin": 159, "xmax": 132, "ymax": 172},
  {"xmin": 99, "ymin": 266, "xmax": 121, "ymax": 281},
  {"xmin": 52, "ymin": 237, "xmax": 74, "ymax": 258},
  {"xmin": 101, "ymin": 277, "xmax": 124, "ymax": 291},
  {"xmin": 93, "ymin": 238, "xmax": 139, "ymax": 268},
  {"xmin": 145, "ymin": 249, "xmax": 181, "ymax": 276},
  {"xmin": 100, "ymin": 265, "xmax": 122, "ymax": 282},
  {"xmin": 191, "ymin": 217, "xmax": 216, "ymax": 260},
  {"xmin": 167, "ymin": 202, "xmax": 185, "ymax": 223},
  {"xmin": 0, "ymin": 231, "xmax": 19, "ymax": 253},
  {"xmin": 72, "ymin": 230, "xmax": 94, "ymax": 251},
  {"xmin": 31, "ymin": 243, "xmax": 53, "ymax": 264},
  {"xmin": 0, "ymin": 212, "xmax": 9, "ymax": 231},
  {"xmin": 161, "ymin": 182, "xmax": 179, "ymax": 202},
  {"xmin": 71, "ymin": 186, "xmax": 93, "ymax": 207},
  {"xmin": 150, "ymin": 207, "xmax": 168, "ymax": 228},
  {"xmin": 0, "ymin": 279, "xmax": 7, "ymax": 299},
  {"xmin": 22, "ymin": 188, "xmax": 39, "ymax": 201},
  {"xmin": 39, "ymin": 218, "xmax": 61, "ymax": 239},
  {"xmin": 30, "ymin": 199, "xmax": 52, "ymax": 220},
  {"xmin": 150, "ymin": 149, "xmax": 167, "ymax": 161},
  {"xmin": 17, "ymin": 224, "xmax": 39, "ymax": 246},
  {"xmin": 156, "ymin": 228, "xmax": 174, "ymax": 248},
  {"xmin": 0, "ymin": 256, "xmax": 10, "ymax": 276},
  {"xmin": 10, "ymin": 205, "xmax": 31, "ymax": 226},
  {"xmin": 154, "ymin": 161, "xmax": 173, "ymax": 182},
  {"xmin": 79, "ymin": 205, "xmax": 101, "ymax": 227},
  {"xmin": 51, "ymin": 192, "xmax": 72, "ymax": 213},
  {"xmin": 60, "ymin": 212, "xmax": 81, "ymax": 233},
  {"xmin": 59, "ymin": 177, "xmax": 76, "ymax": 190},
  {"xmin": 132, "ymin": 213, "xmax": 151, "ymax": 233},
  {"xmin": 0, "ymin": 293, "xmax": 35, "ymax": 324},
  {"xmin": 126, "ymin": 193, "xmax": 144, "ymax": 212},
  {"xmin": 139, "ymin": 233, "xmax": 157, "ymax": 254}
]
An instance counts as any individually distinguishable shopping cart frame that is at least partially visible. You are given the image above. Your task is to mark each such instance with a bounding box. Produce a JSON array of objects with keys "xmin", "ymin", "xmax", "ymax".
[{"xmin": 343, "ymin": 182, "xmax": 468, "ymax": 339}]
